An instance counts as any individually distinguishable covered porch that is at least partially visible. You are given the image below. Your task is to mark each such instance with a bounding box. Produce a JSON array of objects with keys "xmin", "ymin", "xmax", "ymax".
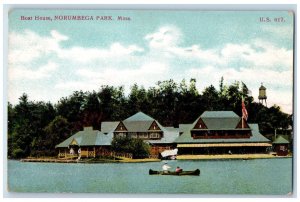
[
  {"xmin": 177, "ymin": 143, "xmax": 272, "ymax": 155},
  {"xmin": 57, "ymin": 146, "xmax": 96, "ymax": 158}
]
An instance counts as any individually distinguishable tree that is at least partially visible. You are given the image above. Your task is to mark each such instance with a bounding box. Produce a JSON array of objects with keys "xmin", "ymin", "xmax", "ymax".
[
  {"xmin": 8, "ymin": 78, "xmax": 292, "ymax": 158},
  {"xmin": 128, "ymin": 84, "xmax": 149, "ymax": 115},
  {"xmin": 111, "ymin": 137, "xmax": 150, "ymax": 159},
  {"xmin": 154, "ymin": 79, "xmax": 179, "ymax": 126},
  {"xmin": 81, "ymin": 91, "xmax": 103, "ymax": 130},
  {"xmin": 202, "ymin": 85, "xmax": 219, "ymax": 110},
  {"xmin": 8, "ymin": 103, "xmax": 16, "ymax": 157},
  {"xmin": 42, "ymin": 116, "xmax": 72, "ymax": 156},
  {"xmin": 56, "ymin": 91, "xmax": 86, "ymax": 131},
  {"xmin": 189, "ymin": 78, "xmax": 199, "ymax": 96},
  {"xmin": 8, "ymin": 94, "xmax": 57, "ymax": 158}
]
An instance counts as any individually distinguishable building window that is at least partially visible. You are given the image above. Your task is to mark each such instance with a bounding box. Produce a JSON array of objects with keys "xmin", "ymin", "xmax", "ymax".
[
  {"xmin": 138, "ymin": 132, "xmax": 148, "ymax": 139},
  {"xmin": 150, "ymin": 132, "xmax": 160, "ymax": 139},
  {"xmin": 129, "ymin": 132, "xmax": 137, "ymax": 138}
]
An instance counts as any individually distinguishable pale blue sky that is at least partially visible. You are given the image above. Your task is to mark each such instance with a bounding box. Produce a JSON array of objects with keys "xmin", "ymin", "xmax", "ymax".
[{"xmin": 8, "ymin": 10, "xmax": 294, "ymax": 113}]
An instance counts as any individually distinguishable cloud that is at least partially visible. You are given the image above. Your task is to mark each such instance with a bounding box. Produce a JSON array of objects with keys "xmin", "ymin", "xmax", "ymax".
[
  {"xmin": 55, "ymin": 62, "xmax": 169, "ymax": 93},
  {"xmin": 222, "ymin": 40, "xmax": 293, "ymax": 71},
  {"xmin": 9, "ymin": 62, "xmax": 58, "ymax": 80},
  {"xmin": 145, "ymin": 26, "xmax": 182, "ymax": 49},
  {"xmin": 186, "ymin": 66, "xmax": 293, "ymax": 113},
  {"xmin": 262, "ymin": 25, "xmax": 294, "ymax": 40},
  {"xmin": 9, "ymin": 29, "xmax": 68, "ymax": 65},
  {"xmin": 8, "ymin": 26, "xmax": 293, "ymax": 113},
  {"xmin": 57, "ymin": 42, "xmax": 144, "ymax": 63},
  {"xmin": 50, "ymin": 30, "xmax": 69, "ymax": 41}
]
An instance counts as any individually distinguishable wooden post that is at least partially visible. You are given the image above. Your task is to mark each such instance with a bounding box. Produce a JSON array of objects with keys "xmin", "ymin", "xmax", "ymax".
[{"xmin": 94, "ymin": 147, "xmax": 96, "ymax": 158}]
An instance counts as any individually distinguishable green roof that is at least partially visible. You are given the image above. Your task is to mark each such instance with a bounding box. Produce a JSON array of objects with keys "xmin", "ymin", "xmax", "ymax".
[
  {"xmin": 124, "ymin": 111, "xmax": 154, "ymax": 121},
  {"xmin": 123, "ymin": 120, "xmax": 155, "ymax": 132},
  {"xmin": 122, "ymin": 112, "xmax": 165, "ymax": 132},
  {"xmin": 56, "ymin": 127, "xmax": 112, "ymax": 148},
  {"xmin": 273, "ymin": 136, "xmax": 290, "ymax": 144},
  {"xmin": 201, "ymin": 111, "xmax": 239, "ymax": 118},
  {"xmin": 201, "ymin": 117, "xmax": 241, "ymax": 130},
  {"xmin": 175, "ymin": 123, "xmax": 270, "ymax": 144},
  {"xmin": 101, "ymin": 121, "xmax": 119, "ymax": 133},
  {"xmin": 191, "ymin": 111, "xmax": 243, "ymax": 130}
]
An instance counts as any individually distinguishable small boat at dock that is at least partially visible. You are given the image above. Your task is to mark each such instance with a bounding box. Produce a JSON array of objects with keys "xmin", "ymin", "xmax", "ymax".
[{"xmin": 149, "ymin": 169, "xmax": 200, "ymax": 176}]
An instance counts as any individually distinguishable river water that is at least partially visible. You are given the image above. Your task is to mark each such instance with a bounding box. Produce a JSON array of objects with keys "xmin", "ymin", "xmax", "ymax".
[{"xmin": 7, "ymin": 158, "xmax": 292, "ymax": 195}]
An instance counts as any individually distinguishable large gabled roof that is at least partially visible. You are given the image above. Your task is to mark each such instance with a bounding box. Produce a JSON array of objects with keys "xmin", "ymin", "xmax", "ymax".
[
  {"xmin": 192, "ymin": 111, "xmax": 243, "ymax": 130},
  {"xmin": 124, "ymin": 111, "xmax": 154, "ymax": 122},
  {"xmin": 123, "ymin": 120, "xmax": 154, "ymax": 132},
  {"xmin": 175, "ymin": 123, "xmax": 270, "ymax": 144},
  {"xmin": 122, "ymin": 111, "xmax": 164, "ymax": 132},
  {"xmin": 56, "ymin": 127, "xmax": 112, "ymax": 148}
]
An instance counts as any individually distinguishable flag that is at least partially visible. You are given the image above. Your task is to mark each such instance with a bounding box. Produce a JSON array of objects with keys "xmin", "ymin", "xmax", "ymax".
[{"xmin": 242, "ymin": 96, "xmax": 248, "ymax": 120}]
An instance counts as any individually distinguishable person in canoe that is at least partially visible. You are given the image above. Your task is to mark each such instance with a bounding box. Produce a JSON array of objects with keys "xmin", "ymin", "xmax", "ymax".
[
  {"xmin": 175, "ymin": 166, "xmax": 183, "ymax": 173},
  {"xmin": 162, "ymin": 163, "xmax": 171, "ymax": 173}
]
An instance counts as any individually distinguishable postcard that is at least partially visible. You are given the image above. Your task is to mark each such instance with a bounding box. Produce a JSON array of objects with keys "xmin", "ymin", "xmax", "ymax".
[{"xmin": 7, "ymin": 9, "xmax": 294, "ymax": 195}]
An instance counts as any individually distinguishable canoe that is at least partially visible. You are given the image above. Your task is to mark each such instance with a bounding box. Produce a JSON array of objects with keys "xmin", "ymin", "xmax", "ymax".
[{"xmin": 149, "ymin": 169, "xmax": 200, "ymax": 176}]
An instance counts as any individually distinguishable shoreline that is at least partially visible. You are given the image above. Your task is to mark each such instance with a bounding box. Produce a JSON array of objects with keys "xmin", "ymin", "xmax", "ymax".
[
  {"xmin": 19, "ymin": 157, "xmax": 161, "ymax": 163},
  {"xmin": 18, "ymin": 153, "xmax": 292, "ymax": 163},
  {"xmin": 176, "ymin": 154, "xmax": 292, "ymax": 160}
]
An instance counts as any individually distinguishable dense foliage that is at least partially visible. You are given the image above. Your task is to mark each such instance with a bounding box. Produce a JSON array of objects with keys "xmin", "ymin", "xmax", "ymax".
[
  {"xmin": 111, "ymin": 136, "xmax": 150, "ymax": 159},
  {"xmin": 7, "ymin": 78, "xmax": 293, "ymax": 158}
]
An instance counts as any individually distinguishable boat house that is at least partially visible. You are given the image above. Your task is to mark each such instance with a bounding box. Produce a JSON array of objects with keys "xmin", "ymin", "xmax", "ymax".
[
  {"xmin": 102, "ymin": 112, "xmax": 179, "ymax": 158},
  {"xmin": 175, "ymin": 111, "xmax": 272, "ymax": 154},
  {"xmin": 56, "ymin": 112, "xmax": 179, "ymax": 158},
  {"xmin": 55, "ymin": 126, "xmax": 113, "ymax": 158},
  {"xmin": 56, "ymin": 111, "xmax": 275, "ymax": 158}
]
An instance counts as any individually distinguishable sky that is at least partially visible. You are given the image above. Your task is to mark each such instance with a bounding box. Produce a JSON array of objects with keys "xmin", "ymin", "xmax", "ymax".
[{"xmin": 7, "ymin": 10, "xmax": 294, "ymax": 114}]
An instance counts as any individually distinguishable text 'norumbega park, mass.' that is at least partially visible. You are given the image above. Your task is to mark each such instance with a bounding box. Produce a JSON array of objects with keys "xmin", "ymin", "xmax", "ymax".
[{"xmin": 20, "ymin": 15, "xmax": 131, "ymax": 21}]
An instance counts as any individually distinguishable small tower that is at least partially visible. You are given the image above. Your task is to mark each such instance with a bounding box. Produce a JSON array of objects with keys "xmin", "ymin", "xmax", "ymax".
[{"xmin": 258, "ymin": 83, "xmax": 267, "ymax": 106}]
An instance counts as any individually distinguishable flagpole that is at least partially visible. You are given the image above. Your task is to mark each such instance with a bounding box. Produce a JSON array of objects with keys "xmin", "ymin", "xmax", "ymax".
[
  {"xmin": 242, "ymin": 96, "xmax": 244, "ymax": 129},
  {"xmin": 242, "ymin": 117, "xmax": 244, "ymax": 129}
]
